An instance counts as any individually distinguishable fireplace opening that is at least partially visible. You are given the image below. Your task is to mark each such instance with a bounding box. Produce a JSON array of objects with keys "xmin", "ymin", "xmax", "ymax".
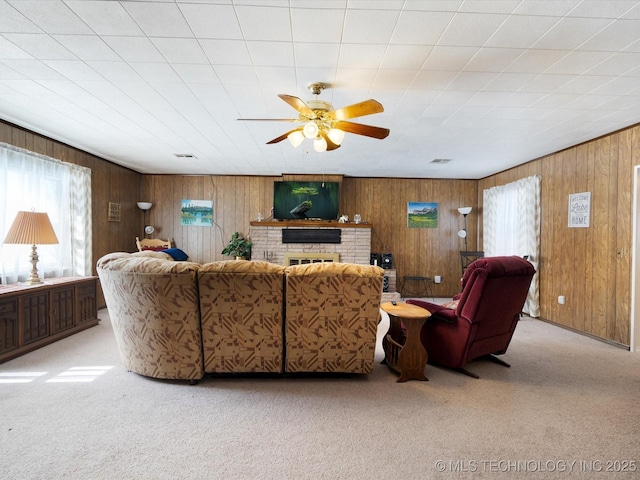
[{"xmin": 284, "ymin": 252, "xmax": 340, "ymax": 266}]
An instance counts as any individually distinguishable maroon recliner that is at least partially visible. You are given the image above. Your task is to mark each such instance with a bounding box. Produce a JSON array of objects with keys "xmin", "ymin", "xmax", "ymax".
[{"xmin": 407, "ymin": 256, "xmax": 535, "ymax": 378}]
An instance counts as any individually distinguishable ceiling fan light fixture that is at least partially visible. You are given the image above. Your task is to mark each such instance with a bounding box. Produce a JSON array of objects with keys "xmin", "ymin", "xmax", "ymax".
[
  {"xmin": 303, "ymin": 121, "xmax": 319, "ymax": 139},
  {"xmin": 314, "ymin": 136, "xmax": 327, "ymax": 152},
  {"xmin": 327, "ymin": 128, "xmax": 345, "ymax": 145},
  {"xmin": 288, "ymin": 130, "xmax": 304, "ymax": 147}
]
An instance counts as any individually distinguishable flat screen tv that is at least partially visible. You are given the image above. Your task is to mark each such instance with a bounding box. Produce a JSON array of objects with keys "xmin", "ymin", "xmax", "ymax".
[{"xmin": 273, "ymin": 181, "xmax": 340, "ymax": 220}]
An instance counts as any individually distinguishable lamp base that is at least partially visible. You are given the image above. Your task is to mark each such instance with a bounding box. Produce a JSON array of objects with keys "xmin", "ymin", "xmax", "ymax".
[{"xmin": 25, "ymin": 244, "xmax": 43, "ymax": 285}]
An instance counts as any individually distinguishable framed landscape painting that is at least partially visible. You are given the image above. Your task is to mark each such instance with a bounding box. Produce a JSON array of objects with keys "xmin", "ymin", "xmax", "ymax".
[
  {"xmin": 181, "ymin": 199, "xmax": 213, "ymax": 226},
  {"xmin": 407, "ymin": 202, "xmax": 438, "ymax": 228}
]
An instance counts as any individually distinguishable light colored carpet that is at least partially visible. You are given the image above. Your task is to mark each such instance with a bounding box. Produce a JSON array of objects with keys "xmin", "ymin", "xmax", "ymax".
[{"xmin": 1, "ymin": 305, "xmax": 639, "ymax": 480}]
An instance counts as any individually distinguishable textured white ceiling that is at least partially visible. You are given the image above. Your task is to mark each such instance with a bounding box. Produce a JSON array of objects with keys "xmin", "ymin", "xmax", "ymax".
[{"xmin": 1, "ymin": 0, "xmax": 640, "ymax": 179}]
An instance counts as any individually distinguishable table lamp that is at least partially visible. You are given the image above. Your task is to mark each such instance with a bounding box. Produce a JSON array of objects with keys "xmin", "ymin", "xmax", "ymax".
[{"xmin": 3, "ymin": 211, "xmax": 59, "ymax": 285}]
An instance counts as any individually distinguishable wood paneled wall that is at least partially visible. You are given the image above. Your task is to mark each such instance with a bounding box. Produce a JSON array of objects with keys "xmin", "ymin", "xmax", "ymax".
[
  {"xmin": 479, "ymin": 124, "xmax": 640, "ymax": 346},
  {"xmin": 1, "ymin": 120, "xmax": 143, "ymax": 307},
  {"xmin": 143, "ymin": 174, "xmax": 477, "ymax": 297},
  {"xmin": 6, "ymin": 116, "xmax": 637, "ymax": 345},
  {"xmin": 341, "ymin": 177, "xmax": 478, "ymax": 297},
  {"xmin": 142, "ymin": 175, "xmax": 277, "ymax": 264}
]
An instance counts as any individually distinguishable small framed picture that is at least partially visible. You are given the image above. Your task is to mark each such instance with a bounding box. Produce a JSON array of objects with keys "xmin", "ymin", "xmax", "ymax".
[
  {"xmin": 181, "ymin": 199, "xmax": 213, "ymax": 227},
  {"xmin": 568, "ymin": 192, "xmax": 590, "ymax": 228},
  {"xmin": 407, "ymin": 202, "xmax": 438, "ymax": 228},
  {"xmin": 108, "ymin": 202, "xmax": 121, "ymax": 222}
]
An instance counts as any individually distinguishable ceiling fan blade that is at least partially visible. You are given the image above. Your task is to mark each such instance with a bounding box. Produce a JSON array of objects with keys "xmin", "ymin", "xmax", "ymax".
[
  {"xmin": 237, "ymin": 118, "xmax": 298, "ymax": 122},
  {"xmin": 266, "ymin": 127, "xmax": 303, "ymax": 145},
  {"xmin": 334, "ymin": 121, "xmax": 390, "ymax": 139},
  {"xmin": 278, "ymin": 94, "xmax": 315, "ymax": 117},
  {"xmin": 328, "ymin": 99, "xmax": 384, "ymax": 120}
]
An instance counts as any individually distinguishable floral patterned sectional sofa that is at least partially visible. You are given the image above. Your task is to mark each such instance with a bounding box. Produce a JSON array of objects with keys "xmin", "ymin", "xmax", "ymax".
[{"xmin": 97, "ymin": 251, "xmax": 385, "ymax": 383}]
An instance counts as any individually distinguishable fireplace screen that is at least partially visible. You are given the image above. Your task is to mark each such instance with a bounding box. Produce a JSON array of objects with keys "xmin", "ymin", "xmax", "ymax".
[{"xmin": 284, "ymin": 253, "xmax": 340, "ymax": 266}]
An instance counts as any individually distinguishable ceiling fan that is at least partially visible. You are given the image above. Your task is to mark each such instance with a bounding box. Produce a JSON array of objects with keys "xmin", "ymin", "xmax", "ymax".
[{"xmin": 238, "ymin": 82, "xmax": 390, "ymax": 152}]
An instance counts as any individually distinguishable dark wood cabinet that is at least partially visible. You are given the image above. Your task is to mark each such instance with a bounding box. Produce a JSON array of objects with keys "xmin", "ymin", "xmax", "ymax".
[
  {"xmin": 0, "ymin": 299, "xmax": 19, "ymax": 356},
  {"xmin": 0, "ymin": 277, "xmax": 99, "ymax": 364},
  {"xmin": 22, "ymin": 291, "xmax": 49, "ymax": 344},
  {"xmin": 51, "ymin": 285, "xmax": 75, "ymax": 334}
]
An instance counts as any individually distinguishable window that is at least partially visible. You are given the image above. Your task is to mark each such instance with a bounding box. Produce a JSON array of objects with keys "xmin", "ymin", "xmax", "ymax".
[
  {"xmin": 483, "ymin": 175, "xmax": 541, "ymax": 317},
  {"xmin": 0, "ymin": 143, "xmax": 91, "ymax": 284}
]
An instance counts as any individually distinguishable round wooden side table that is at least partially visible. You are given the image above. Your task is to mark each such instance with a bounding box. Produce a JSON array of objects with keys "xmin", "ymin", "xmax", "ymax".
[{"xmin": 381, "ymin": 302, "xmax": 431, "ymax": 382}]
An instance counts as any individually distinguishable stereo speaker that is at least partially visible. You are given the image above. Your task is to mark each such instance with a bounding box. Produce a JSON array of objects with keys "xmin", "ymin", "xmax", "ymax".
[
  {"xmin": 381, "ymin": 253, "xmax": 393, "ymax": 269},
  {"xmin": 382, "ymin": 275, "xmax": 389, "ymax": 292}
]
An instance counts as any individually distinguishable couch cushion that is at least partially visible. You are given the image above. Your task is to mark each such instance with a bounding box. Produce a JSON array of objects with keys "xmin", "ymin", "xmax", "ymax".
[
  {"xmin": 284, "ymin": 262, "xmax": 384, "ymax": 278},
  {"xmin": 283, "ymin": 262, "xmax": 384, "ymax": 374},
  {"xmin": 200, "ymin": 259, "xmax": 284, "ymax": 274},
  {"xmin": 97, "ymin": 252, "xmax": 199, "ymax": 274},
  {"xmin": 131, "ymin": 250, "xmax": 173, "ymax": 260},
  {"xmin": 198, "ymin": 260, "xmax": 285, "ymax": 374}
]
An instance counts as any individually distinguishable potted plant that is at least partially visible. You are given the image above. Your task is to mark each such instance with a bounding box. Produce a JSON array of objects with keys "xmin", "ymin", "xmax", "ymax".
[{"xmin": 221, "ymin": 231, "xmax": 252, "ymax": 260}]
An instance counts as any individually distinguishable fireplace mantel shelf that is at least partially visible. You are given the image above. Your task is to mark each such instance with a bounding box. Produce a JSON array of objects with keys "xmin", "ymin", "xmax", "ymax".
[{"xmin": 250, "ymin": 220, "xmax": 371, "ymax": 228}]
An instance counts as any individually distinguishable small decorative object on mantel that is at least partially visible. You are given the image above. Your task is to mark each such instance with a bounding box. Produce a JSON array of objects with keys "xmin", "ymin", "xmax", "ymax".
[
  {"xmin": 338, "ymin": 214, "xmax": 348, "ymax": 223},
  {"xmin": 221, "ymin": 231, "xmax": 252, "ymax": 260}
]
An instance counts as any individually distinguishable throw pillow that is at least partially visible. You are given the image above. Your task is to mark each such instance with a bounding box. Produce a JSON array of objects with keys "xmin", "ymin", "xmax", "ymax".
[
  {"xmin": 162, "ymin": 248, "xmax": 189, "ymax": 261},
  {"xmin": 142, "ymin": 246, "xmax": 167, "ymax": 252}
]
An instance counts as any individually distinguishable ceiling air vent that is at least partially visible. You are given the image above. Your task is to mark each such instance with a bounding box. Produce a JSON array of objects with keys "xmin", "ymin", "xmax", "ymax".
[
  {"xmin": 174, "ymin": 153, "xmax": 197, "ymax": 158},
  {"xmin": 430, "ymin": 158, "xmax": 452, "ymax": 164}
]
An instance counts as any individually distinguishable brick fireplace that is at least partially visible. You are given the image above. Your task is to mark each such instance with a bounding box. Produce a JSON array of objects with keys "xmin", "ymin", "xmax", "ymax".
[
  {"xmin": 249, "ymin": 221, "xmax": 372, "ymax": 266},
  {"xmin": 248, "ymin": 220, "xmax": 401, "ymax": 302}
]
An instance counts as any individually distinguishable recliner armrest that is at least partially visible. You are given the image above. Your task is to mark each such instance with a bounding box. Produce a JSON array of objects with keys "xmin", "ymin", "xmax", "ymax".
[{"xmin": 406, "ymin": 299, "xmax": 457, "ymax": 323}]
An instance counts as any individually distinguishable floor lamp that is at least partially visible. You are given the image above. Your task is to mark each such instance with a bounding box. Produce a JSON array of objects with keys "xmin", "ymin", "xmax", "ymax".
[
  {"xmin": 457, "ymin": 206, "xmax": 472, "ymax": 251},
  {"xmin": 3, "ymin": 211, "xmax": 59, "ymax": 285},
  {"xmin": 137, "ymin": 202, "xmax": 153, "ymax": 237}
]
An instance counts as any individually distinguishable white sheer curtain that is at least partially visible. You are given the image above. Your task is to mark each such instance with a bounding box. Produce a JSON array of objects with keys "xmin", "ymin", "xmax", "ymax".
[
  {"xmin": 0, "ymin": 143, "xmax": 92, "ymax": 284},
  {"xmin": 483, "ymin": 175, "xmax": 541, "ymax": 317}
]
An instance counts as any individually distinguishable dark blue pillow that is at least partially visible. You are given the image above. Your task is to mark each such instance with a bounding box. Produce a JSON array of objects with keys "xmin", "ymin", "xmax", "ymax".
[{"xmin": 162, "ymin": 248, "xmax": 189, "ymax": 261}]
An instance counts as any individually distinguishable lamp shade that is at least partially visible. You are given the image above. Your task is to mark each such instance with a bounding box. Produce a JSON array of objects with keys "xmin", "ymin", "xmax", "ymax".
[
  {"xmin": 137, "ymin": 202, "xmax": 152, "ymax": 211},
  {"xmin": 288, "ymin": 130, "xmax": 304, "ymax": 147},
  {"xmin": 314, "ymin": 136, "xmax": 327, "ymax": 152},
  {"xmin": 303, "ymin": 122, "xmax": 319, "ymax": 139},
  {"xmin": 3, "ymin": 211, "xmax": 59, "ymax": 245},
  {"xmin": 458, "ymin": 206, "xmax": 472, "ymax": 215},
  {"xmin": 457, "ymin": 229, "xmax": 467, "ymax": 238},
  {"xmin": 327, "ymin": 128, "xmax": 345, "ymax": 145}
]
